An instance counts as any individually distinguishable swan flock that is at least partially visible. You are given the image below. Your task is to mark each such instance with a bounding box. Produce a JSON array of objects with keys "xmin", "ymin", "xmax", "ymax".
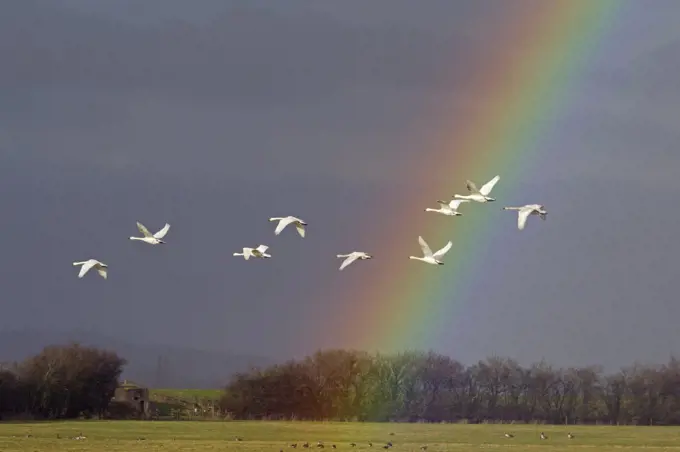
[{"xmin": 74, "ymin": 175, "xmax": 547, "ymax": 279}]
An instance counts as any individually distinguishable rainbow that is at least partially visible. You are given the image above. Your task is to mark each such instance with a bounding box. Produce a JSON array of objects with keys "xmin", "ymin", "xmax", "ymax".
[{"xmin": 321, "ymin": 0, "xmax": 624, "ymax": 353}]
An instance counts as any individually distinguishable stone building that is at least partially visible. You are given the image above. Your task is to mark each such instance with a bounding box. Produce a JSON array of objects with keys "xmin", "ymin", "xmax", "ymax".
[{"xmin": 112, "ymin": 380, "xmax": 150, "ymax": 418}]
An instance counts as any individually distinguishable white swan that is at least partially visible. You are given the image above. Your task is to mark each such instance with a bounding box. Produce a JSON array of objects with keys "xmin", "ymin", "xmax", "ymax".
[
  {"xmin": 337, "ymin": 251, "xmax": 372, "ymax": 271},
  {"xmin": 73, "ymin": 259, "xmax": 108, "ymax": 279},
  {"xmin": 233, "ymin": 244, "xmax": 271, "ymax": 260},
  {"xmin": 409, "ymin": 236, "xmax": 452, "ymax": 265},
  {"xmin": 233, "ymin": 248, "xmax": 254, "ymax": 260},
  {"xmin": 129, "ymin": 221, "xmax": 170, "ymax": 245},
  {"xmin": 502, "ymin": 204, "xmax": 547, "ymax": 230},
  {"xmin": 453, "ymin": 175, "xmax": 500, "ymax": 203},
  {"xmin": 269, "ymin": 216, "xmax": 307, "ymax": 237},
  {"xmin": 425, "ymin": 199, "xmax": 469, "ymax": 216}
]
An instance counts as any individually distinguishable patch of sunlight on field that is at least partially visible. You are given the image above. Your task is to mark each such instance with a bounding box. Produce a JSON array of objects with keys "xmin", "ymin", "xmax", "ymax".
[{"xmin": 1, "ymin": 421, "xmax": 680, "ymax": 451}]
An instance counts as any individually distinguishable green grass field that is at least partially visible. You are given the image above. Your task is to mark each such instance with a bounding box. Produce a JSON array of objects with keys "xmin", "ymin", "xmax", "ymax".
[
  {"xmin": 150, "ymin": 389, "xmax": 223, "ymax": 402},
  {"xmin": 147, "ymin": 388, "xmax": 223, "ymax": 418},
  {"xmin": 1, "ymin": 421, "xmax": 680, "ymax": 451}
]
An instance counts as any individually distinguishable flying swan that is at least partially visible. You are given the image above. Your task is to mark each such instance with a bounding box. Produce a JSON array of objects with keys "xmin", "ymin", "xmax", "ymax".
[
  {"xmin": 502, "ymin": 204, "xmax": 547, "ymax": 230},
  {"xmin": 409, "ymin": 236, "xmax": 453, "ymax": 265},
  {"xmin": 73, "ymin": 259, "xmax": 108, "ymax": 279},
  {"xmin": 337, "ymin": 251, "xmax": 372, "ymax": 271},
  {"xmin": 269, "ymin": 216, "xmax": 307, "ymax": 237},
  {"xmin": 454, "ymin": 175, "xmax": 500, "ymax": 203},
  {"xmin": 233, "ymin": 245, "xmax": 271, "ymax": 260},
  {"xmin": 425, "ymin": 199, "xmax": 469, "ymax": 216},
  {"xmin": 129, "ymin": 221, "xmax": 170, "ymax": 245}
]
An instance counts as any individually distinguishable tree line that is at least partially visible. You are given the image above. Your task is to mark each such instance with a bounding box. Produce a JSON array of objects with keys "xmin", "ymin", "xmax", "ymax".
[
  {"xmin": 3, "ymin": 344, "xmax": 680, "ymax": 424},
  {"xmin": 220, "ymin": 349, "xmax": 680, "ymax": 425},
  {"xmin": 0, "ymin": 343, "xmax": 125, "ymax": 419}
]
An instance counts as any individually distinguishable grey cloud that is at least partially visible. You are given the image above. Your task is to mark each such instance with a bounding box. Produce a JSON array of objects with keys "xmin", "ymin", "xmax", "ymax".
[
  {"xmin": 0, "ymin": 0, "xmax": 486, "ymax": 183},
  {"xmin": 0, "ymin": 1, "xmax": 476, "ymax": 106}
]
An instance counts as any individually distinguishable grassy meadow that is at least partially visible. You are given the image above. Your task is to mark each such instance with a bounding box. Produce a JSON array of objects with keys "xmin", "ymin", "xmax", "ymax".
[
  {"xmin": 147, "ymin": 388, "xmax": 223, "ymax": 418},
  {"xmin": 150, "ymin": 389, "xmax": 223, "ymax": 402},
  {"xmin": 1, "ymin": 421, "xmax": 680, "ymax": 451}
]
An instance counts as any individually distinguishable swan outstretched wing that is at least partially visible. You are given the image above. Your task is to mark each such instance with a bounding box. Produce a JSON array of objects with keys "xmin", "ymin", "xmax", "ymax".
[
  {"xmin": 273, "ymin": 217, "xmax": 295, "ymax": 235},
  {"xmin": 449, "ymin": 199, "xmax": 468, "ymax": 210},
  {"xmin": 295, "ymin": 223, "xmax": 306, "ymax": 238},
  {"xmin": 339, "ymin": 254, "xmax": 360, "ymax": 271},
  {"xmin": 78, "ymin": 260, "xmax": 97, "ymax": 278},
  {"xmin": 252, "ymin": 245, "xmax": 270, "ymax": 257},
  {"xmin": 136, "ymin": 222, "xmax": 153, "ymax": 238},
  {"xmin": 480, "ymin": 175, "xmax": 500, "ymax": 196},
  {"xmin": 517, "ymin": 208, "xmax": 532, "ymax": 230},
  {"xmin": 153, "ymin": 223, "xmax": 171, "ymax": 239},
  {"xmin": 418, "ymin": 236, "xmax": 433, "ymax": 258},
  {"xmin": 465, "ymin": 180, "xmax": 480, "ymax": 194},
  {"xmin": 433, "ymin": 241, "xmax": 453, "ymax": 259},
  {"xmin": 96, "ymin": 266, "xmax": 108, "ymax": 279},
  {"xmin": 526, "ymin": 204, "xmax": 547, "ymax": 220}
]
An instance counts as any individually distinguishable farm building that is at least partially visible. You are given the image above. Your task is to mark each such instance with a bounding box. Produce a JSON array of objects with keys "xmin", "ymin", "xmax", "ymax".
[{"xmin": 112, "ymin": 380, "xmax": 151, "ymax": 418}]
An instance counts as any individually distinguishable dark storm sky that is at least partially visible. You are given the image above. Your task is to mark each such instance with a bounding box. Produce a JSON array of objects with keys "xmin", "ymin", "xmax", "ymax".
[{"xmin": 1, "ymin": 0, "xmax": 680, "ymax": 370}]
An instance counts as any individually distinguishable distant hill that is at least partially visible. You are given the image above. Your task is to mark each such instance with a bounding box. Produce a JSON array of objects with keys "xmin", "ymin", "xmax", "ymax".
[{"xmin": 0, "ymin": 329, "xmax": 273, "ymax": 389}]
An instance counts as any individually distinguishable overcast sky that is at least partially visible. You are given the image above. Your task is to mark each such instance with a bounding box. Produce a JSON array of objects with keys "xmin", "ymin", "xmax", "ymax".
[{"xmin": 1, "ymin": 0, "xmax": 680, "ymax": 370}]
